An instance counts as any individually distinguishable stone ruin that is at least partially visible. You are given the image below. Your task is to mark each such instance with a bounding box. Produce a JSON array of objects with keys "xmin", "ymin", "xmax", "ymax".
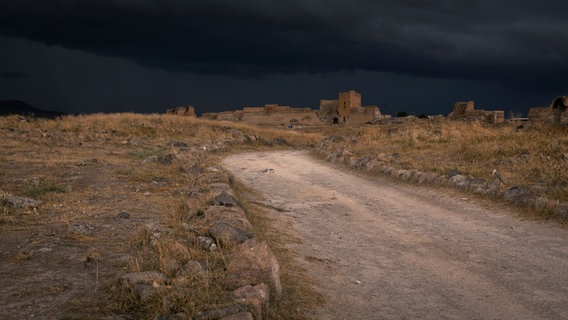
[
  {"xmin": 528, "ymin": 96, "xmax": 568, "ymax": 125},
  {"xmin": 201, "ymin": 104, "xmax": 321, "ymax": 126},
  {"xmin": 447, "ymin": 101, "xmax": 504, "ymax": 123},
  {"xmin": 200, "ymin": 90, "xmax": 385, "ymax": 126},
  {"xmin": 165, "ymin": 105, "xmax": 196, "ymax": 117},
  {"xmin": 317, "ymin": 90, "xmax": 384, "ymax": 125}
]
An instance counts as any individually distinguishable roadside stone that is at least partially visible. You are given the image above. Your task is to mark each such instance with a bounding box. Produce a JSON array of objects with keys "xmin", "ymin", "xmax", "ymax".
[
  {"xmin": 231, "ymin": 284, "xmax": 270, "ymax": 320},
  {"xmin": 554, "ymin": 202, "xmax": 568, "ymax": 220},
  {"xmin": 212, "ymin": 191, "xmax": 240, "ymax": 207},
  {"xmin": 223, "ymin": 239, "xmax": 282, "ymax": 299},
  {"xmin": 447, "ymin": 169, "xmax": 460, "ymax": 178},
  {"xmin": 209, "ymin": 221, "xmax": 253, "ymax": 246},
  {"xmin": 503, "ymin": 186, "xmax": 534, "ymax": 205},
  {"xmin": 451, "ymin": 174, "xmax": 470, "ymax": 190}
]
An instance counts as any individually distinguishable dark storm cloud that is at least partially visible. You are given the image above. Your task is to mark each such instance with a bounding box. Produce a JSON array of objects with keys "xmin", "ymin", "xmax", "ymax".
[
  {"xmin": 0, "ymin": 71, "xmax": 29, "ymax": 79},
  {"xmin": 0, "ymin": 0, "xmax": 567, "ymax": 87}
]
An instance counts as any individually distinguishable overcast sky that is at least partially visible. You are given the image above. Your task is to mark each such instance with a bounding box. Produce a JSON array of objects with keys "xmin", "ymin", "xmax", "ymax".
[{"xmin": 1, "ymin": 0, "xmax": 567, "ymax": 116}]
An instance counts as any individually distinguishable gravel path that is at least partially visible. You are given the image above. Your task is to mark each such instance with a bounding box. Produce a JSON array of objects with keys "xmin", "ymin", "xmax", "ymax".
[{"xmin": 223, "ymin": 150, "xmax": 568, "ymax": 320}]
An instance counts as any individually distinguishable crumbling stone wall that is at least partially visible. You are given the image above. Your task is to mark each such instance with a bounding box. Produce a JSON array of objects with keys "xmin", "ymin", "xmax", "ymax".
[
  {"xmin": 166, "ymin": 105, "xmax": 196, "ymax": 117},
  {"xmin": 528, "ymin": 96, "xmax": 568, "ymax": 125},
  {"xmin": 318, "ymin": 90, "xmax": 383, "ymax": 125},
  {"xmin": 448, "ymin": 101, "xmax": 504, "ymax": 123}
]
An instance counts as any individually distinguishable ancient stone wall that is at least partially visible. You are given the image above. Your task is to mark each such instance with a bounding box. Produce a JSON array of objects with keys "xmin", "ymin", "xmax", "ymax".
[
  {"xmin": 165, "ymin": 105, "xmax": 196, "ymax": 117},
  {"xmin": 448, "ymin": 101, "xmax": 504, "ymax": 123},
  {"xmin": 529, "ymin": 96, "xmax": 568, "ymax": 125}
]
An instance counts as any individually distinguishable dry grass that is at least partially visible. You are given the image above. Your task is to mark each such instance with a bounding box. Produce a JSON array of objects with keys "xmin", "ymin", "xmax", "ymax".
[
  {"xmin": 0, "ymin": 113, "xmax": 325, "ymax": 319},
  {"xmin": 323, "ymin": 119, "xmax": 568, "ymax": 201}
]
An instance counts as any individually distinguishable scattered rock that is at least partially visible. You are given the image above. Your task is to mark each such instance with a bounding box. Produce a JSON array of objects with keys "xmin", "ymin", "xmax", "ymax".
[
  {"xmin": 223, "ymin": 239, "xmax": 282, "ymax": 299},
  {"xmin": 451, "ymin": 174, "xmax": 470, "ymax": 190},
  {"xmin": 120, "ymin": 271, "xmax": 168, "ymax": 303},
  {"xmin": 260, "ymin": 168, "xmax": 274, "ymax": 174},
  {"xmin": 68, "ymin": 222, "xmax": 95, "ymax": 234},
  {"xmin": 168, "ymin": 140, "xmax": 189, "ymax": 148},
  {"xmin": 157, "ymin": 154, "xmax": 175, "ymax": 165},
  {"xmin": 209, "ymin": 221, "xmax": 253, "ymax": 245},
  {"xmin": 197, "ymin": 236, "xmax": 215, "ymax": 251},
  {"xmin": 272, "ymin": 138, "xmax": 286, "ymax": 145},
  {"xmin": 231, "ymin": 284, "xmax": 270, "ymax": 320},
  {"xmin": 212, "ymin": 191, "xmax": 240, "ymax": 207},
  {"xmin": 324, "ymin": 135, "xmax": 345, "ymax": 143},
  {"xmin": 1, "ymin": 194, "xmax": 42, "ymax": 208},
  {"xmin": 143, "ymin": 192, "xmax": 152, "ymax": 196},
  {"xmin": 503, "ymin": 186, "xmax": 534, "ymax": 205},
  {"xmin": 77, "ymin": 158, "xmax": 99, "ymax": 166},
  {"xmin": 117, "ymin": 211, "xmax": 131, "ymax": 219},
  {"xmin": 447, "ymin": 169, "xmax": 460, "ymax": 178}
]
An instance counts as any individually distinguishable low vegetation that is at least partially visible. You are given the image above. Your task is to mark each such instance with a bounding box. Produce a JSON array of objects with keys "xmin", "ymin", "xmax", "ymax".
[
  {"xmin": 319, "ymin": 119, "xmax": 568, "ymax": 202},
  {"xmin": 1, "ymin": 113, "xmax": 566, "ymax": 319}
]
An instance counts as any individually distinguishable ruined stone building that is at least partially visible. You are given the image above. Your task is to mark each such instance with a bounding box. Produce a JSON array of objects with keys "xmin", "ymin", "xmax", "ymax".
[
  {"xmin": 201, "ymin": 104, "xmax": 320, "ymax": 126},
  {"xmin": 317, "ymin": 90, "xmax": 382, "ymax": 125},
  {"xmin": 528, "ymin": 96, "xmax": 568, "ymax": 125},
  {"xmin": 447, "ymin": 101, "xmax": 504, "ymax": 123},
  {"xmin": 165, "ymin": 105, "xmax": 196, "ymax": 117}
]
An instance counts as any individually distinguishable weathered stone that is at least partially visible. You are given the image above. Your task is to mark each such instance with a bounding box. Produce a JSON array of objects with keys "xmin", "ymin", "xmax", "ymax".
[
  {"xmin": 167, "ymin": 140, "xmax": 189, "ymax": 148},
  {"xmin": 212, "ymin": 191, "xmax": 240, "ymax": 207},
  {"xmin": 451, "ymin": 174, "xmax": 470, "ymax": 190},
  {"xmin": 157, "ymin": 154, "xmax": 175, "ymax": 165},
  {"xmin": 231, "ymin": 284, "xmax": 270, "ymax": 320},
  {"xmin": 224, "ymin": 239, "xmax": 282, "ymax": 299},
  {"xmin": 197, "ymin": 236, "xmax": 215, "ymax": 250},
  {"xmin": 209, "ymin": 221, "xmax": 253, "ymax": 245},
  {"xmin": 554, "ymin": 202, "xmax": 568, "ymax": 220},
  {"xmin": 503, "ymin": 186, "xmax": 534, "ymax": 205},
  {"xmin": 77, "ymin": 158, "xmax": 98, "ymax": 166},
  {"xmin": 1, "ymin": 194, "xmax": 42, "ymax": 208},
  {"xmin": 208, "ymin": 183, "xmax": 232, "ymax": 194},
  {"xmin": 117, "ymin": 211, "xmax": 130, "ymax": 219},
  {"xmin": 447, "ymin": 169, "xmax": 460, "ymax": 178}
]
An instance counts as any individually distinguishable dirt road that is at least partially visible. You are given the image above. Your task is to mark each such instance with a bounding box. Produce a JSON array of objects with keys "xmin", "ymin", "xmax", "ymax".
[{"xmin": 223, "ymin": 150, "xmax": 568, "ymax": 320}]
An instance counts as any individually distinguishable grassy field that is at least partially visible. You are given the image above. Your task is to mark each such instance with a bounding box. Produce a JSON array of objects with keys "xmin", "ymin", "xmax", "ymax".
[
  {"xmin": 310, "ymin": 119, "xmax": 568, "ymax": 203},
  {"xmin": 1, "ymin": 113, "xmax": 567, "ymax": 319}
]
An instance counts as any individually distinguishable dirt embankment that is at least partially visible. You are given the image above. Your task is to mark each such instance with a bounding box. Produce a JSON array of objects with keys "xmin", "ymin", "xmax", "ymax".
[{"xmin": 223, "ymin": 150, "xmax": 568, "ymax": 320}]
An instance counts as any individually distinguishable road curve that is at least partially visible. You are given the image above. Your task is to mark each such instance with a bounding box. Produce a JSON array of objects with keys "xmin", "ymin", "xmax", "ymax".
[{"xmin": 222, "ymin": 150, "xmax": 568, "ymax": 320}]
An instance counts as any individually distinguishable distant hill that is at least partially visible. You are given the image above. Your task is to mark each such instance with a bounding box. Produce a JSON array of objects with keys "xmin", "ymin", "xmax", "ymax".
[{"xmin": 0, "ymin": 100, "xmax": 65, "ymax": 118}]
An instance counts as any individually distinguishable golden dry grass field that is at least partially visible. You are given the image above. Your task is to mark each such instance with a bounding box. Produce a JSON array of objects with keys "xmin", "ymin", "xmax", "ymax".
[{"xmin": 0, "ymin": 113, "xmax": 567, "ymax": 319}]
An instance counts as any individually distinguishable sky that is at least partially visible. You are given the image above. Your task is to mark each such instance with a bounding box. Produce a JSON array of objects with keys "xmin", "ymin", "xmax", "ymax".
[{"xmin": 0, "ymin": 0, "xmax": 567, "ymax": 116}]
